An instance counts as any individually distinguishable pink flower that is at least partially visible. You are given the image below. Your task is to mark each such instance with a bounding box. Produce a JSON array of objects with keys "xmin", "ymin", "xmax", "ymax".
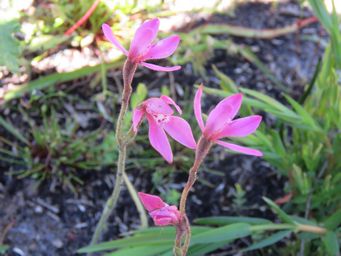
[
  {"xmin": 194, "ymin": 85, "xmax": 263, "ymax": 156},
  {"xmin": 102, "ymin": 19, "xmax": 181, "ymax": 72},
  {"xmin": 138, "ymin": 192, "xmax": 180, "ymax": 226},
  {"xmin": 133, "ymin": 95, "xmax": 196, "ymax": 163}
]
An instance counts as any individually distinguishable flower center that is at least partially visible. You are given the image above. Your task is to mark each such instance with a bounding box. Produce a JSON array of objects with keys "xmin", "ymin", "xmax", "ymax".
[{"xmin": 152, "ymin": 113, "xmax": 170, "ymax": 124}]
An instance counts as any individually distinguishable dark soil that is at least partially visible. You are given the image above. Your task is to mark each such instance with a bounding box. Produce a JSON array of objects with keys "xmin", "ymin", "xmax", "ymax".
[{"xmin": 0, "ymin": 1, "xmax": 325, "ymax": 255}]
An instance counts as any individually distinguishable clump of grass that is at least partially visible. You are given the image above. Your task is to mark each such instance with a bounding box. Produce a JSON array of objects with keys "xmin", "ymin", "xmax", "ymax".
[{"xmin": 0, "ymin": 106, "xmax": 117, "ymax": 191}]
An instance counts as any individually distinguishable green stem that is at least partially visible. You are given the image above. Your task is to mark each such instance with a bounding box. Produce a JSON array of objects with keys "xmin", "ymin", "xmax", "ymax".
[
  {"xmin": 90, "ymin": 59, "xmax": 137, "ymax": 246},
  {"xmin": 90, "ymin": 146, "xmax": 127, "ymax": 245},
  {"xmin": 123, "ymin": 172, "xmax": 148, "ymax": 229}
]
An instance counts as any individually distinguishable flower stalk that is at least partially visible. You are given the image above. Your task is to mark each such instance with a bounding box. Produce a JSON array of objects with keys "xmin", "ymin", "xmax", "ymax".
[
  {"xmin": 90, "ymin": 59, "xmax": 137, "ymax": 245},
  {"xmin": 173, "ymin": 86, "xmax": 263, "ymax": 255},
  {"xmin": 174, "ymin": 136, "xmax": 213, "ymax": 255},
  {"xmin": 91, "ymin": 17, "xmax": 182, "ymax": 247}
]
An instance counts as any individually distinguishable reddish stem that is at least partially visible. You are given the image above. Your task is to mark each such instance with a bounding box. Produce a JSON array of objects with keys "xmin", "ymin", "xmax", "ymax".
[
  {"xmin": 64, "ymin": 0, "xmax": 101, "ymax": 36},
  {"xmin": 296, "ymin": 16, "xmax": 318, "ymax": 28}
]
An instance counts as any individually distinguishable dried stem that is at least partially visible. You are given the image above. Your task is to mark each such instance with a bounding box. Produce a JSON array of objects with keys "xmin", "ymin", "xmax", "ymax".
[
  {"xmin": 90, "ymin": 59, "xmax": 137, "ymax": 246},
  {"xmin": 64, "ymin": 0, "xmax": 101, "ymax": 35}
]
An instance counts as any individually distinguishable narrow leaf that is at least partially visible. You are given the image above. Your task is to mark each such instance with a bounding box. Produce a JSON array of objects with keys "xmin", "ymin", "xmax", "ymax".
[
  {"xmin": 0, "ymin": 116, "xmax": 28, "ymax": 144},
  {"xmin": 3, "ymin": 60, "xmax": 123, "ymax": 102},
  {"xmin": 104, "ymin": 245, "xmax": 171, "ymax": 256},
  {"xmin": 0, "ymin": 245, "xmax": 8, "ymax": 253},
  {"xmin": 188, "ymin": 242, "xmax": 228, "ymax": 256},
  {"xmin": 263, "ymin": 197, "xmax": 296, "ymax": 225},
  {"xmin": 242, "ymin": 230, "xmax": 291, "ymax": 252},
  {"xmin": 324, "ymin": 208, "xmax": 341, "ymax": 230},
  {"xmin": 322, "ymin": 231, "xmax": 340, "ymax": 256},
  {"xmin": 194, "ymin": 216, "xmax": 271, "ymax": 226},
  {"xmin": 191, "ymin": 223, "xmax": 251, "ymax": 244}
]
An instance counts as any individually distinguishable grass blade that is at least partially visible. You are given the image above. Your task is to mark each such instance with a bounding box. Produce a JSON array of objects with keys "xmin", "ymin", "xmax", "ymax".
[{"xmin": 0, "ymin": 116, "xmax": 28, "ymax": 144}]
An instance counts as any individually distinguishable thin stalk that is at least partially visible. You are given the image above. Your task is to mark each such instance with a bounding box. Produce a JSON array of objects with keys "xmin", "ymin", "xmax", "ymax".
[
  {"xmin": 179, "ymin": 137, "xmax": 212, "ymax": 215},
  {"xmin": 64, "ymin": 0, "xmax": 101, "ymax": 35},
  {"xmin": 174, "ymin": 136, "xmax": 212, "ymax": 255},
  {"xmin": 123, "ymin": 171, "xmax": 148, "ymax": 228},
  {"xmin": 298, "ymin": 224, "xmax": 326, "ymax": 235},
  {"xmin": 90, "ymin": 59, "xmax": 137, "ymax": 246},
  {"xmin": 181, "ymin": 216, "xmax": 191, "ymax": 256},
  {"xmin": 90, "ymin": 145, "xmax": 127, "ymax": 245}
]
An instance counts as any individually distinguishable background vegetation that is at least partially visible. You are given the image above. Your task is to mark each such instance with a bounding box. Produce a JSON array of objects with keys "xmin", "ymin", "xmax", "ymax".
[{"xmin": 0, "ymin": 0, "xmax": 340, "ymax": 255}]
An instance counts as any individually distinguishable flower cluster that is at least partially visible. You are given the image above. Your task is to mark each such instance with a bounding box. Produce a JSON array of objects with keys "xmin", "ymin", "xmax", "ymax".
[{"xmin": 103, "ymin": 18, "xmax": 263, "ymax": 229}]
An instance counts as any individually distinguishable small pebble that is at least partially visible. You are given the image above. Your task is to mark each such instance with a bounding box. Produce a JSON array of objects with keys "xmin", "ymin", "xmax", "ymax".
[
  {"xmin": 78, "ymin": 204, "xmax": 86, "ymax": 212},
  {"xmin": 52, "ymin": 239, "xmax": 63, "ymax": 248},
  {"xmin": 13, "ymin": 247, "xmax": 25, "ymax": 256},
  {"xmin": 34, "ymin": 205, "xmax": 43, "ymax": 214}
]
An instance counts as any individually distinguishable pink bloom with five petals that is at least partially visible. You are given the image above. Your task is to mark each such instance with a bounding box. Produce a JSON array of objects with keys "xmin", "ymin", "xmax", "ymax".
[
  {"xmin": 138, "ymin": 192, "xmax": 180, "ymax": 226},
  {"xmin": 133, "ymin": 95, "xmax": 196, "ymax": 163},
  {"xmin": 102, "ymin": 19, "xmax": 181, "ymax": 72},
  {"xmin": 194, "ymin": 85, "xmax": 263, "ymax": 156}
]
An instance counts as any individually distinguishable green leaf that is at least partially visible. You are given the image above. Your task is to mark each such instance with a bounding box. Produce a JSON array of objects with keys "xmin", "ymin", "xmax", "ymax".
[
  {"xmin": 104, "ymin": 245, "xmax": 171, "ymax": 256},
  {"xmin": 187, "ymin": 242, "xmax": 228, "ymax": 256},
  {"xmin": 191, "ymin": 223, "xmax": 251, "ymax": 244},
  {"xmin": 194, "ymin": 216, "xmax": 271, "ymax": 226},
  {"xmin": 0, "ymin": 116, "xmax": 28, "ymax": 144},
  {"xmin": 212, "ymin": 65, "xmax": 238, "ymax": 93},
  {"xmin": 284, "ymin": 94, "xmax": 320, "ymax": 131},
  {"xmin": 131, "ymin": 83, "xmax": 148, "ymax": 109},
  {"xmin": 78, "ymin": 227, "xmax": 211, "ymax": 253},
  {"xmin": 240, "ymin": 88, "xmax": 295, "ymax": 116},
  {"xmin": 78, "ymin": 236, "xmax": 173, "ymax": 253},
  {"xmin": 28, "ymin": 35, "xmax": 69, "ymax": 52},
  {"xmin": 263, "ymin": 197, "xmax": 296, "ymax": 225},
  {"xmin": 322, "ymin": 231, "xmax": 340, "ymax": 256},
  {"xmin": 242, "ymin": 230, "xmax": 291, "ymax": 252},
  {"xmin": 308, "ymin": 0, "xmax": 341, "ymax": 68},
  {"xmin": 0, "ymin": 19, "xmax": 21, "ymax": 73},
  {"xmin": 323, "ymin": 208, "xmax": 341, "ymax": 230},
  {"xmin": 3, "ymin": 60, "xmax": 123, "ymax": 102},
  {"xmin": 0, "ymin": 244, "xmax": 8, "ymax": 254},
  {"xmin": 161, "ymin": 86, "xmax": 170, "ymax": 96}
]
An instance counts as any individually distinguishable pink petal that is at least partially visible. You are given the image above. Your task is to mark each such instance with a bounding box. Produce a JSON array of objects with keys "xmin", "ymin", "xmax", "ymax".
[
  {"xmin": 143, "ymin": 35, "xmax": 180, "ymax": 60},
  {"xmin": 163, "ymin": 116, "xmax": 196, "ymax": 149},
  {"xmin": 129, "ymin": 19, "xmax": 160, "ymax": 60},
  {"xmin": 160, "ymin": 95, "xmax": 182, "ymax": 114},
  {"xmin": 102, "ymin": 24, "xmax": 128, "ymax": 55},
  {"xmin": 149, "ymin": 205, "xmax": 180, "ymax": 226},
  {"xmin": 216, "ymin": 140, "xmax": 263, "ymax": 157},
  {"xmin": 153, "ymin": 216, "xmax": 174, "ymax": 226},
  {"xmin": 215, "ymin": 115, "xmax": 262, "ymax": 139},
  {"xmin": 145, "ymin": 98, "xmax": 174, "ymax": 115},
  {"xmin": 138, "ymin": 192, "xmax": 166, "ymax": 212},
  {"xmin": 147, "ymin": 116, "xmax": 173, "ymax": 163},
  {"xmin": 141, "ymin": 62, "xmax": 181, "ymax": 72},
  {"xmin": 205, "ymin": 93, "xmax": 243, "ymax": 136},
  {"xmin": 132, "ymin": 108, "xmax": 145, "ymax": 132},
  {"xmin": 194, "ymin": 85, "xmax": 205, "ymax": 131}
]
